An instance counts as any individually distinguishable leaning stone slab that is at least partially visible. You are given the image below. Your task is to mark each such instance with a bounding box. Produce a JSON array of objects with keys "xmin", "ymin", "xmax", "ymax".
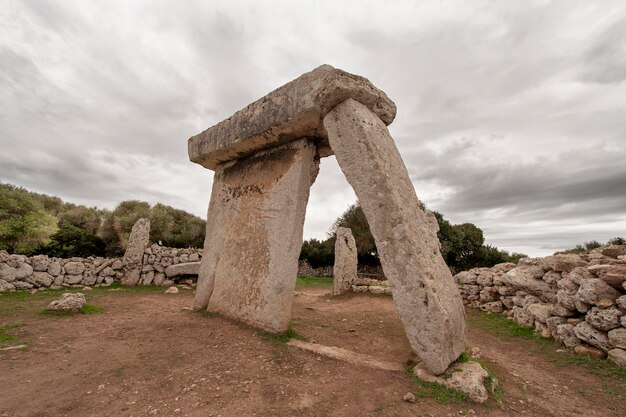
[
  {"xmin": 188, "ymin": 65, "xmax": 396, "ymax": 169},
  {"xmin": 333, "ymin": 227, "xmax": 357, "ymax": 295},
  {"xmin": 165, "ymin": 262, "xmax": 200, "ymax": 278},
  {"xmin": 194, "ymin": 139, "xmax": 319, "ymax": 332},
  {"xmin": 324, "ymin": 98, "xmax": 466, "ymax": 375},
  {"xmin": 121, "ymin": 218, "xmax": 150, "ymax": 286}
]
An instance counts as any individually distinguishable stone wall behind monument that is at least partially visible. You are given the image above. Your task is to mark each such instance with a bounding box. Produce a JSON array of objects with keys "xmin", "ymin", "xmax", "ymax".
[{"xmin": 0, "ymin": 244, "xmax": 203, "ymax": 291}]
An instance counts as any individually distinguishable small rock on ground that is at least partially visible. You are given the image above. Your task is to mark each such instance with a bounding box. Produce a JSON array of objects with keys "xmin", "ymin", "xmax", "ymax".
[{"xmin": 165, "ymin": 287, "xmax": 179, "ymax": 294}]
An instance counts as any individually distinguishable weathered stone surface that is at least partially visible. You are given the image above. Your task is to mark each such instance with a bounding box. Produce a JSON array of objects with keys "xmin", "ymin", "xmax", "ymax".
[
  {"xmin": 188, "ymin": 65, "xmax": 396, "ymax": 170},
  {"xmin": 31, "ymin": 255, "xmax": 50, "ymax": 272},
  {"xmin": 82, "ymin": 273, "xmax": 97, "ymax": 286},
  {"xmin": 548, "ymin": 304, "xmax": 576, "ymax": 317},
  {"xmin": 541, "ymin": 254, "xmax": 586, "ymax": 272},
  {"xmin": 153, "ymin": 272, "xmax": 166, "ymax": 286},
  {"xmin": 64, "ymin": 274, "xmax": 83, "ymax": 285},
  {"xmin": 121, "ymin": 218, "xmax": 150, "ymax": 286},
  {"xmin": 195, "ymin": 139, "xmax": 319, "ymax": 333},
  {"xmin": 111, "ymin": 259, "xmax": 123, "ymax": 270},
  {"xmin": 454, "ymin": 271, "xmax": 477, "ymax": 285},
  {"xmin": 0, "ymin": 263, "xmax": 17, "ymax": 282},
  {"xmin": 608, "ymin": 348, "xmax": 626, "ymax": 366},
  {"xmin": 574, "ymin": 344, "xmax": 607, "ymax": 359},
  {"xmin": 64, "ymin": 262, "xmax": 84, "ymax": 276},
  {"xmin": 608, "ymin": 328, "xmax": 626, "ymax": 349},
  {"xmin": 480, "ymin": 301, "xmax": 504, "ymax": 313},
  {"xmin": 601, "ymin": 245, "xmax": 626, "ymax": 258},
  {"xmin": 512, "ymin": 306, "xmax": 534, "ymax": 327},
  {"xmin": 500, "ymin": 266, "xmax": 555, "ymax": 302},
  {"xmin": 48, "ymin": 293, "xmax": 86, "ymax": 312},
  {"xmin": 333, "ymin": 227, "xmax": 357, "ymax": 295},
  {"xmin": 616, "ymin": 295, "xmax": 626, "ymax": 310},
  {"xmin": 14, "ymin": 263, "xmax": 33, "ymax": 280},
  {"xmin": 165, "ymin": 286, "xmax": 179, "ymax": 294},
  {"xmin": 585, "ymin": 307, "xmax": 622, "ymax": 332},
  {"xmin": 574, "ymin": 322, "xmax": 610, "ymax": 351},
  {"xmin": 527, "ymin": 303, "xmax": 552, "ymax": 323},
  {"xmin": 413, "ymin": 361, "xmax": 491, "ymax": 403},
  {"xmin": 324, "ymin": 98, "xmax": 465, "ymax": 375},
  {"xmin": 165, "ymin": 262, "xmax": 200, "ymax": 278},
  {"xmin": 142, "ymin": 271, "xmax": 155, "ymax": 286},
  {"xmin": 576, "ymin": 279, "xmax": 620, "ymax": 305},
  {"xmin": 534, "ymin": 321, "xmax": 551, "ymax": 338},
  {"xmin": 47, "ymin": 262, "xmax": 61, "ymax": 276},
  {"xmin": 597, "ymin": 264, "xmax": 626, "ymax": 289},
  {"xmin": 12, "ymin": 281, "xmax": 33, "ymax": 289},
  {"xmin": 546, "ymin": 316, "xmax": 567, "ymax": 338},
  {"xmin": 556, "ymin": 323, "xmax": 581, "ymax": 347},
  {"xmin": 0, "ymin": 279, "xmax": 15, "ymax": 292},
  {"xmin": 28, "ymin": 272, "xmax": 53, "ymax": 287}
]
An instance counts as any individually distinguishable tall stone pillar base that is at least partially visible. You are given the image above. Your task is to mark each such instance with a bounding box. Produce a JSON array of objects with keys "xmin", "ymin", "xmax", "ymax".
[
  {"xmin": 195, "ymin": 139, "xmax": 319, "ymax": 333},
  {"xmin": 324, "ymin": 99, "xmax": 466, "ymax": 375}
]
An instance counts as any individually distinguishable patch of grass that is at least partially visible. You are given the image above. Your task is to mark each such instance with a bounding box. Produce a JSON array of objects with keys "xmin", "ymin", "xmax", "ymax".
[
  {"xmin": 467, "ymin": 309, "xmax": 535, "ymax": 339},
  {"xmin": 457, "ymin": 351, "xmax": 471, "ymax": 363},
  {"xmin": 406, "ymin": 368, "xmax": 468, "ymax": 404},
  {"xmin": 196, "ymin": 309, "xmax": 217, "ymax": 318},
  {"xmin": 296, "ymin": 276, "xmax": 333, "ymax": 289},
  {"xmin": 40, "ymin": 304, "xmax": 103, "ymax": 316},
  {"xmin": 468, "ymin": 308, "xmax": 626, "ymax": 383},
  {"xmin": 0, "ymin": 323, "xmax": 24, "ymax": 344},
  {"xmin": 258, "ymin": 323, "xmax": 307, "ymax": 344}
]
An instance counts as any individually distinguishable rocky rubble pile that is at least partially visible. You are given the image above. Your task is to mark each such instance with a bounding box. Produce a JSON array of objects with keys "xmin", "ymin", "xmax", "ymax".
[
  {"xmin": 351, "ymin": 277, "xmax": 392, "ymax": 295},
  {"xmin": 138, "ymin": 244, "xmax": 202, "ymax": 286},
  {"xmin": 0, "ymin": 245, "xmax": 203, "ymax": 292},
  {"xmin": 0, "ymin": 251, "xmax": 122, "ymax": 291},
  {"xmin": 454, "ymin": 244, "xmax": 626, "ymax": 366}
]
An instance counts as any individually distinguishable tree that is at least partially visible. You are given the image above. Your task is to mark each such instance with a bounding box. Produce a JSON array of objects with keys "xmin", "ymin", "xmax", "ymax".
[
  {"xmin": 299, "ymin": 238, "xmax": 334, "ymax": 268},
  {"xmin": 32, "ymin": 222, "xmax": 106, "ymax": 258},
  {"xmin": 0, "ymin": 183, "xmax": 57, "ymax": 253},
  {"xmin": 149, "ymin": 203, "xmax": 205, "ymax": 248},
  {"xmin": 99, "ymin": 200, "xmax": 151, "ymax": 255}
]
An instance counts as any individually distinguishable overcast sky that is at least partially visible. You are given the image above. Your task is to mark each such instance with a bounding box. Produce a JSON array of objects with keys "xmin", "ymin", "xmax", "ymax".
[{"xmin": 1, "ymin": 1, "xmax": 625, "ymax": 256}]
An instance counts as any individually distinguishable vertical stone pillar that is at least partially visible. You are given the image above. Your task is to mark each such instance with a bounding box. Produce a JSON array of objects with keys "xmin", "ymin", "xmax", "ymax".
[
  {"xmin": 121, "ymin": 218, "xmax": 150, "ymax": 286},
  {"xmin": 333, "ymin": 227, "xmax": 357, "ymax": 295},
  {"xmin": 323, "ymin": 99, "xmax": 466, "ymax": 375},
  {"xmin": 195, "ymin": 139, "xmax": 319, "ymax": 332}
]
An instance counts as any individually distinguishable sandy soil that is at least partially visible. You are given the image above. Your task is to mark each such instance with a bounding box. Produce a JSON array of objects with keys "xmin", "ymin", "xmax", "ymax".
[{"xmin": 0, "ymin": 287, "xmax": 624, "ymax": 417}]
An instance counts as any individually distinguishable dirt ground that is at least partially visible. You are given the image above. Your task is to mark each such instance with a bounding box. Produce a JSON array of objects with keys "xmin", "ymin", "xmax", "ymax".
[{"xmin": 0, "ymin": 283, "xmax": 624, "ymax": 417}]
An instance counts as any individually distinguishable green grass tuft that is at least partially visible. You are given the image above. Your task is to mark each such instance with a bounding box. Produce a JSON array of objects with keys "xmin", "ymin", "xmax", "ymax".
[
  {"xmin": 406, "ymin": 368, "xmax": 468, "ymax": 404},
  {"xmin": 196, "ymin": 309, "xmax": 217, "ymax": 318},
  {"xmin": 40, "ymin": 303, "xmax": 103, "ymax": 316},
  {"xmin": 296, "ymin": 276, "xmax": 333, "ymax": 289},
  {"xmin": 467, "ymin": 309, "xmax": 535, "ymax": 339},
  {"xmin": 258, "ymin": 323, "xmax": 308, "ymax": 344},
  {"xmin": 456, "ymin": 351, "xmax": 471, "ymax": 363},
  {"xmin": 467, "ymin": 308, "xmax": 626, "ymax": 382},
  {"xmin": 0, "ymin": 323, "xmax": 24, "ymax": 344}
]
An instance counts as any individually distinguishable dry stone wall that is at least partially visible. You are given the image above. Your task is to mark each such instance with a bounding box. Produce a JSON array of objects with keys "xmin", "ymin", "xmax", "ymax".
[
  {"xmin": 452, "ymin": 245, "xmax": 626, "ymax": 367},
  {"xmin": 0, "ymin": 244, "xmax": 202, "ymax": 292}
]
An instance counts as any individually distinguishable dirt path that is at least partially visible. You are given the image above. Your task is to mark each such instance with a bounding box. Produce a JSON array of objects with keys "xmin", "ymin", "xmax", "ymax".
[{"xmin": 0, "ymin": 287, "xmax": 623, "ymax": 416}]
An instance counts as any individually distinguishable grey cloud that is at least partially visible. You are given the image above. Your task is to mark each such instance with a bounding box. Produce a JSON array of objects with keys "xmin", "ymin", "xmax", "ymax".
[{"xmin": 1, "ymin": 0, "xmax": 625, "ymax": 257}]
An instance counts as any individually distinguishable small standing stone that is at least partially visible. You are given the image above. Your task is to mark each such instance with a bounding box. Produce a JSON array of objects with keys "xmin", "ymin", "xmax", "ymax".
[
  {"xmin": 333, "ymin": 227, "xmax": 357, "ymax": 296},
  {"xmin": 121, "ymin": 218, "xmax": 150, "ymax": 286}
]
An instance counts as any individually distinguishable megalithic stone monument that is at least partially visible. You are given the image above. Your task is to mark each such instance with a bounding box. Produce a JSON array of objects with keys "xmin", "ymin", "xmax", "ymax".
[{"xmin": 188, "ymin": 65, "xmax": 466, "ymax": 374}]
